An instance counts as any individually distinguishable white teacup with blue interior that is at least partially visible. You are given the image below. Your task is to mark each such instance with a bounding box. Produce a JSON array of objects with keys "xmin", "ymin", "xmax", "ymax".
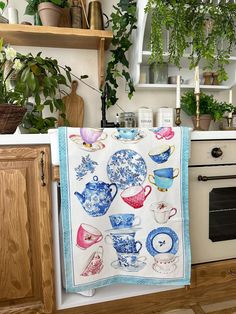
[
  {"xmin": 117, "ymin": 128, "xmax": 139, "ymax": 140},
  {"xmin": 149, "ymin": 145, "xmax": 175, "ymax": 164},
  {"xmin": 149, "ymin": 167, "xmax": 179, "ymax": 192},
  {"xmin": 109, "ymin": 213, "xmax": 141, "ymax": 229}
]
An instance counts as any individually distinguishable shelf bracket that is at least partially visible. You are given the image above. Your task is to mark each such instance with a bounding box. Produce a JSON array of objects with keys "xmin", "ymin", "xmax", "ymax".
[{"xmin": 98, "ymin": 38, "xmax": 105, "ymax": 89}]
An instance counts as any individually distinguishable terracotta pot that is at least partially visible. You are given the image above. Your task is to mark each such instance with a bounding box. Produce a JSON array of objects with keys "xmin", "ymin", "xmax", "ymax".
[
  {"xmin": 191, "ymin": 114, "xmax": 212, "ymax": 131},
  {"xmin": 38, "ymin": 2, "xmax": 62, "ymax": 27}
]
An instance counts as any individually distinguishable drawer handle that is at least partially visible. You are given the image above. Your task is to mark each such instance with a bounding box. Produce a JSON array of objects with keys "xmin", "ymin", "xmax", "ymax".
[
  {"xmin": 228, "ymin": 268, "xmax": 236, "ymax": 276},
  {"xmin": 40, "ymin": 151, "xmax": 46, "ymax": 187}
]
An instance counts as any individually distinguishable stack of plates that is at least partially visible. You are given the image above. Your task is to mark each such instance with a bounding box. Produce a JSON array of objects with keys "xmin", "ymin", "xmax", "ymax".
[{"xmin": 0, "ymin": 16, "xmax": 9, "ymax": 23}]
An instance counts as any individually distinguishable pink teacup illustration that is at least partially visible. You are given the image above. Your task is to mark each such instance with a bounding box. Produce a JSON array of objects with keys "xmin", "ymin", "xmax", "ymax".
[
  {"xmin": 80, "ymin": 128, "xmax": 106, "ymax": 145},
  {"xmin": 81, "ymin": 246, "xmax": 104, "ymax": 277},
  {"xmin": 121, "ymin": 185, "xmax": 152, "ymax": 209},
  {"xmin": 77, "ymin": 223, "xmax": 103, "ymax": 249},
  {"xmin": 154, "ymin": 127, "xmax": 175, "ymax": 140}
]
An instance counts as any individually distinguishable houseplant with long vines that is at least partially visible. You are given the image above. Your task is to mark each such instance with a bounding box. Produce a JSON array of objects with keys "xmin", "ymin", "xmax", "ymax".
[{"xmin": 145, "ymin": 0, "xmax": 236, "ymax": 83}]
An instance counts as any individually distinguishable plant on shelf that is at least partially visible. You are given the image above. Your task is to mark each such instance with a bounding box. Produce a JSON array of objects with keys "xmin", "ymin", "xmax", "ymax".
[
  {"xmin": 25, "ymin": 0, "xmax": 69, "ymax": 26},
  {"xmin": 0, "ymin": 0, "xmax": 7, "ymax": 14},
  {"xmin": 104, "ymin": 0, "xmax": 137, "ymax": 108},
  {"xmin": 0, "ymin": 39, "xmax": 71, "ymax": 134},
  {"xmin": 145, "ymin": 0, "xmax": 236, "ymax": 83},
  {"xmin": 181, "ymin": 90, "xmax": 235, "ymax": 130}
]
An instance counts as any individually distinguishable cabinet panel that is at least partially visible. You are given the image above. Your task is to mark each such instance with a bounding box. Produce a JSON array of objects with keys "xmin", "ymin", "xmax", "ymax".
[
  {"xmin": 0, "ymin": 146, "xmax": 54, "ymax": 314},
  {"xmin": 0, "ymin": 169, "xmax": 32, "ymax": 301}
]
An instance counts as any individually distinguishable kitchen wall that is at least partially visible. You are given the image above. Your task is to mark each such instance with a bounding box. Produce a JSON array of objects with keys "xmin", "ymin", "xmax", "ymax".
[{"xmin": 4, "ymin": 0, "xmax": 235, "ymax": 128}]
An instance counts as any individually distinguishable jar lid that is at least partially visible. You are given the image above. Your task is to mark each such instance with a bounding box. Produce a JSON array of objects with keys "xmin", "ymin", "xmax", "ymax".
[
  {"xmin": 138, "ymin": 107, "xmax": 152, "ymax": 113},
  {"xmin": 120, "ymin": 112, "xmax": 135, "ymax": 117}
]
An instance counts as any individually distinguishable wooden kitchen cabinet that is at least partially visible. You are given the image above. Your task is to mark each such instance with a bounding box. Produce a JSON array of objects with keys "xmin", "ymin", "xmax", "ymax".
[{"xmin": 0, "ymin": 146, "xmax": 54, "ymax": 314}]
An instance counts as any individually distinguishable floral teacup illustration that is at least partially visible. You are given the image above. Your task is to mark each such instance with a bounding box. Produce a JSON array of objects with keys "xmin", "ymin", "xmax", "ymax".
[
  {"xmin": 121, "ymin": 185, "xmax": 152, "ymax": 208},
  {"xmin": 150, "ymin": 202, "xmax": 177, "ymax": 224},
  {"xmin": 149, "ymin": 145, "xmax": 175, "ymax": 164},
  {"xmin": 76, "ymin": 223, "xmax": 103, "ymax": 249},
  {"xmin": 105, "ymin": 232, "xmax": 142, "ymax": 253},
  {"xmin": 153, "ymin": 253, "xmax": 178, "ymax": 273},
  {"xmin": 117, "ymin": 252, "xmax": 146, "ymax": 268},
  {"xmin": 81, "ymin": 246, "xmax": 104, "ymax": 276},
  {"xmin": 109, "ymin": 213, "xmax": 141, "ymax": 229}
]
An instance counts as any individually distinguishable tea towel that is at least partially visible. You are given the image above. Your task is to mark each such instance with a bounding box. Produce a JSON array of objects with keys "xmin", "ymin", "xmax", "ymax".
[{"xmin": 59, "ymin": 127, "xmax": 191, "ymax": 292}]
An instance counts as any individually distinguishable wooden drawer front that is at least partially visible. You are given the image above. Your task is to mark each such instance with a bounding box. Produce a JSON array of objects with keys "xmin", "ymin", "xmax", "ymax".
[{"xmin": 193, "ymin": 259, "xmax": 236, "ymax": 287}]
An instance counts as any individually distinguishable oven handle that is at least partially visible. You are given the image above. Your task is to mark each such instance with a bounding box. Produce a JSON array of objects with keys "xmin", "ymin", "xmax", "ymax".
[{"xmin": 198, "ymin": 175, "xmax": 236, "ymax": 182}]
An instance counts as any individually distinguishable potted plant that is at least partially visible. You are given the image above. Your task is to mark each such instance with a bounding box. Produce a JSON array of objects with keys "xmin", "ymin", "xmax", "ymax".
[
  {"xmin": 145, "ymin": 0, "xmax": 236, "ymax": 83},
  {"xmin": 25, "ymin": 0, "xmax": 69, "ymax": 26},
  {"xmin": 0, "ymin": 40, "xmax": 71, "ymax": 133},
  {"xmin": 0, "ymin": 0, "xmax": 8, "ymax": 23},
  {"xmin": 181, "ymin": 90, "xmax": 235, "ymax": 130}
]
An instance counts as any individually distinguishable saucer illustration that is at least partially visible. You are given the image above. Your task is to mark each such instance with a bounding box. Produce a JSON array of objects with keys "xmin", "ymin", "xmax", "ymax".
[
  {"xmin": 146, "ymin": 227, "xmax": 179, "ymax": 256},
  {"xmin": 69, "ymin": 134, "xmax": 105, "ymax": 152},
  {"xmin": 112, "ymin": 131, "xmax": 146, "ymax": 144},
  {"xmin": 152, "ymin": 263, "xmax": 177, "ymax": 274},
  {"xmin": 111, "ymin": 260, "xmax": 146, "ymax": 272}
]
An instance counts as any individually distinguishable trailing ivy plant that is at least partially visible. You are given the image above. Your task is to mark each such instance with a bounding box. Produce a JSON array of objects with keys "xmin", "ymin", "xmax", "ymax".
[
  {"xmin": 145, "ymin": 0, "xmax": 236, "ymax": 82},
  {"xmin": 105, "ymin": 0, "xmax": 137, "ymax": 108},
  {"xmin": 0, "ymin": 0, "xmax": 7, "ymax": 14},
  {"xmin": 25, "ymin": 0, "xmax": 68, "ymax": 16}
]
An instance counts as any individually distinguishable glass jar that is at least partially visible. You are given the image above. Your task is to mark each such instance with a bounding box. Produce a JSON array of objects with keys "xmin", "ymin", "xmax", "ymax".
[
  {"xmin": 149, "ymin": 63, "xmax": 168, "ymax": 84},
  {"xmin": 119, "ymin": 112, "xmax": 136, "ymax": 127}
]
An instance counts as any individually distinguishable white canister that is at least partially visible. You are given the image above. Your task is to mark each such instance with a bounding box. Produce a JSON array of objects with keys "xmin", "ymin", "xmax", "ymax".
[
  {"xmin": 157, "ymin": 107, "xmax": 174, "ymax": 127},
  {"xmin": 138, "ymin": 107, "xmax": 153, "ymax": 127},
  {"xmin": 8, "ymin": 7, "xmax": 19, "ymax": 24}
]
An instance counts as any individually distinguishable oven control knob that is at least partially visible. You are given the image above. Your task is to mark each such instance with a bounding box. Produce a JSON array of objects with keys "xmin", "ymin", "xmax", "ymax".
[{"xmin": 211, "ymin": 147, "xmax": 223, "ymax": 158}]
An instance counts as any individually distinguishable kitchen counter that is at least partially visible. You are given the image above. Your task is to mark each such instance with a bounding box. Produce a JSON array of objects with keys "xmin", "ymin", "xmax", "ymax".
[{"xmin": 0, "ymin": 130, "xmax": 235, "ymax": 165}]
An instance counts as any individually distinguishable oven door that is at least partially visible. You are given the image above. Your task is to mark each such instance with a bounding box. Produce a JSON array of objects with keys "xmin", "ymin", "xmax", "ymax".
[{"xmin": 189, "ymin": 165, "xmax": 236, "ymax": 264}]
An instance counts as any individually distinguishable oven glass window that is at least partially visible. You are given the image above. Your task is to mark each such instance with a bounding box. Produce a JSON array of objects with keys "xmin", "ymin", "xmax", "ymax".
[{"xmin": 209, "ymin": 187, "xmax": 236, "ymax": 242}]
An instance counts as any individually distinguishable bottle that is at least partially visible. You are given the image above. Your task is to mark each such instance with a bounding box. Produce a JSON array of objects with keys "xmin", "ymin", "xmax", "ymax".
[
  {"xmin": 138, "ymin": 107, "xmax": 153, "ymax": 127},
  {"xmin": 71, "ymin": 0, "xmax": 82, "ymax": 29}
]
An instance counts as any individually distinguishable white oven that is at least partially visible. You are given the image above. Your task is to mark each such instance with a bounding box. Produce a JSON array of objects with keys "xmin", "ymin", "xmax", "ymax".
[{"xmin": 189, "ymin": 140, "xmax": 236, "ymax": 264}]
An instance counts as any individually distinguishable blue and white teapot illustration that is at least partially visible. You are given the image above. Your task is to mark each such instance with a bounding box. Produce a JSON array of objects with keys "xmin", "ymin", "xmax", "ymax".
[{"xmin": 74, "ymin": 176, "xmax": 118, "ymax": 217}]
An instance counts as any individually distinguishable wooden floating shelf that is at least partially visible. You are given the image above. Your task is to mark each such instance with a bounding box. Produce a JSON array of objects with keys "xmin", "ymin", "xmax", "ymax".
[
  {"xmin": 0, "ymin": 24, "xmax": 113, "ymax": 50},
  {"xmin": 0, "ymin": 24, "xmax": 113, "ymax": 88}
]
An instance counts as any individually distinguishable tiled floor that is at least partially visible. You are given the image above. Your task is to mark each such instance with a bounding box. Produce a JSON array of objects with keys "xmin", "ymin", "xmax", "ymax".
[{"xmin": 163, "ymin": 299, "xmax": 236, "ymax": 314}]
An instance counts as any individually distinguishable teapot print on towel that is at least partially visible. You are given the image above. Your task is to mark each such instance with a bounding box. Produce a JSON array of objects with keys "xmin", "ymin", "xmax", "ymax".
[{"xmin": 74, "ymin": 176, "xmax": 118, "ymax": 217}]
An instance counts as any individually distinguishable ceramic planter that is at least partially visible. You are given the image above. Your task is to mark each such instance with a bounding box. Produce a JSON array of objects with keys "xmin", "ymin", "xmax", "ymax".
[
  {"xmin": 191, "ymin": 114, "xmax": 212, "ymax": 131},
  {"xmin": 38, "ymin": 2, "xmax": 62, "ymax": 27}
]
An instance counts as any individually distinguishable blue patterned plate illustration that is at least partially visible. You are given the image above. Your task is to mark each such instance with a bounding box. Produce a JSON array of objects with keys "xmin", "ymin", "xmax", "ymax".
[
  {"xmin": 146, "ymin": 227, "xmax": 179, "ymax": 256},
  {"xmin": 107, "ymin": 149, "xmax": 147, "ymax": 190},
  {"xmin": 111, "ymin": 260, "xmax": 146, "ymax": 272}
]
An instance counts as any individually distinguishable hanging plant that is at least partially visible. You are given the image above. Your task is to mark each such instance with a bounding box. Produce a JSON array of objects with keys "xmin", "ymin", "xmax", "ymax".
[
  {"xmin": 145, "ymin": 0, "xmax": 236, "ymax": 82},
  {"xmin": 105, "ymin": 0, "xmax": 137, "ymax": 108}
]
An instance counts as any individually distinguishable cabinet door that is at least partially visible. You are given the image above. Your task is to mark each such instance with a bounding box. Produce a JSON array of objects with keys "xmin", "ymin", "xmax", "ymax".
[{"xmin": 0, "ymin": 146, "xmax": 54, "ymax": 314}]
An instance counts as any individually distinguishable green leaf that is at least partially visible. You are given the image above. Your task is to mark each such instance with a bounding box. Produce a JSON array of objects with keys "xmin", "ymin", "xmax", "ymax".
[{"xmin": 27, "ymin": 72, "xmax": 36, "ymax": 92}]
